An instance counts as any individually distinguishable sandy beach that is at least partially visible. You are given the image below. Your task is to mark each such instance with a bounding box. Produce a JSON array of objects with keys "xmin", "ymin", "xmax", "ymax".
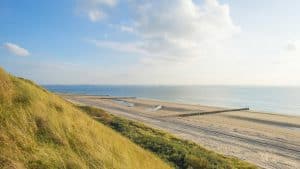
[{"xmin": 62, "ymin": 94, "xmax": 300, "ymax": 169}]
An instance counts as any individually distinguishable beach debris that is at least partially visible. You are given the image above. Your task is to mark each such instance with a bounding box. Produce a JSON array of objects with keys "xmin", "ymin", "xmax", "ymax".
[
  {"xmin": 147, "ymin": 105, "xmax": 163, "ymax": 112},
  {"xmin": 112, "ymin": 100, "xmax": 135, "ymax": 107},
  {"xmin": 153, "ymin": 105, "xmax": 163, "ymax": 111}
]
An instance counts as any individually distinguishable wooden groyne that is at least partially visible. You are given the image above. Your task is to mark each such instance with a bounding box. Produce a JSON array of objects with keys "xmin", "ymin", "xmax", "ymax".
[
  {"xmin": 176, "ymin": 108, "xmax": 250, "ymax": 117},
  {"xmin": 98, "ymin": 97, "xmax": 136, "ymax": 100}
]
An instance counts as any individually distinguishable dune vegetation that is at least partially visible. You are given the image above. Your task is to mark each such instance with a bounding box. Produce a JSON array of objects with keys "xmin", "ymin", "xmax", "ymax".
[
  {"xmin": 78, "ymin": 106, "xmax": 258, "ymax": 169},
  {"xmin": 0, "ymin": 68, "xmax": 171, "ymax": 169}
]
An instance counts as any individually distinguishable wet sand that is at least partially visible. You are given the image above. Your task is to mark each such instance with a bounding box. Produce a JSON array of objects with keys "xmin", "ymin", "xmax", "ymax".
[{"xmin": 62, "ymin": 94, "xmax": 300, "ymax": 169}]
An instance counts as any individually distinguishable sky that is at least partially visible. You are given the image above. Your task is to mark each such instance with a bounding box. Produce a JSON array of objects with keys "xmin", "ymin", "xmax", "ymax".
[{"xmin": 1, "ymin": 0, "xmax": 300, "ymax": 85}]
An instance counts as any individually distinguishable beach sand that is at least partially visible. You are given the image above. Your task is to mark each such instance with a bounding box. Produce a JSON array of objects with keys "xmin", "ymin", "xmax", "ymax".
[{"xmin": 62, "ymin": 94, "xmax": 300, "ymax": 169}]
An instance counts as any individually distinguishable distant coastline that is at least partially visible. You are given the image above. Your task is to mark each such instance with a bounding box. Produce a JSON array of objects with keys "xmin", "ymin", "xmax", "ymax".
[{"xmin": 45, "ymin": 85, "xmax": 300, "ymax": 116}]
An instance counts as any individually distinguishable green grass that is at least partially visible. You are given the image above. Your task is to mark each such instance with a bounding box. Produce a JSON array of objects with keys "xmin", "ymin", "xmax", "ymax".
[
  {"xmin": 78, "ymin": 106, "xmax": 258, "ymax": 169},
  {"xmin": 0, "ymin": 68, "xmax": 171, "ymax": 169}
]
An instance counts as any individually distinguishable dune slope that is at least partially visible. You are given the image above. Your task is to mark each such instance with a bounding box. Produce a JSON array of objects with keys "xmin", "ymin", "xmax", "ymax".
[{"xmin": 0, "ymin": 68, "xmax": 171, "ymax": 169}]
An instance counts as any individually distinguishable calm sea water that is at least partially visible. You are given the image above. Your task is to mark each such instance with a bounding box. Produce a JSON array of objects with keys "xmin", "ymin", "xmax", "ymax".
[{"xmin": 44, "ymin": 85, "xmax": 300, "ymax": 116}]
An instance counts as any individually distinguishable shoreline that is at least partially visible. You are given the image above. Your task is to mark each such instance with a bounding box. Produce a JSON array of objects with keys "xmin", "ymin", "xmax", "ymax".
[
  {"xmin": 59, "ymin": 92, "xmax": 300, "ymax": 118},
  {"xmin": 61, "ymin": 93, "xmax": 300, "ymax": 169}
]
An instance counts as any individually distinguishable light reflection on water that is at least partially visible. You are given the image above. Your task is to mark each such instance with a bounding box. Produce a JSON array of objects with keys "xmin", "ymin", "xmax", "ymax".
[{"xmin": 44, "ymin": 85, "xmax": 300, "ymax": 116}]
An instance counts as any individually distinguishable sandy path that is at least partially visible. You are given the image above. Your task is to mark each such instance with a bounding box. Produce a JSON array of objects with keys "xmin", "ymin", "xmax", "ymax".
[{"xmin": 62, "ymin": 94, "xmax": 300, "ymax": 169}]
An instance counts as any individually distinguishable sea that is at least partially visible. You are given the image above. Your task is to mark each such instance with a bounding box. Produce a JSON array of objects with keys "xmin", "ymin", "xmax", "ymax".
[{"xmin": 44, "ymin": 85, "xmax": 300, "ymax": 116}]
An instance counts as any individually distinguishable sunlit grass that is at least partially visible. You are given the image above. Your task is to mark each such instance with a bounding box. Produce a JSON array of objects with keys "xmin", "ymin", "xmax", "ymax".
[{"xmin": 0, "ymin": 68, "xmax": 171, "ymax": 169}]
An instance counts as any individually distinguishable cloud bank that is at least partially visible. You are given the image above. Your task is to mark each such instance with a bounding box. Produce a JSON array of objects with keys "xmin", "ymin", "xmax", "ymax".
[
  {"xmin": 93, "ymin": 0, "xmax": 239, "ymax": 61},
  {"xmin": 3, "ymin": 42, "xmax": 30, "ymax": 56}
]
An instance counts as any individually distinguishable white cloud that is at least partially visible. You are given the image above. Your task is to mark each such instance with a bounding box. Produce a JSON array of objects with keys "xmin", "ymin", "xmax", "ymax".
[
  {"xmin": 88, "ymin": 9, "xmax": 106, "ymax": 22},
  {"xmin": 134, "ymin": 0, "xmax": 239, "ymax": 40},
  {"xmin": 3, "ymin": 42, "xmax": 30, "ymax": 56},
  {"xmin": 97, "ymin": 0, "xmax": 117, "ymax": 6},
  {"xmin": 120, "ymin": 25, "xmax": 135, "ymax": 33},
  {"xmin": 285, "ymin": 40, "xmax": 298, "ymax": 52},
  {"xmin": 82, "ymin": 0, "xmax": 117, "ymax": 8},
  {"xmin": 78, "ymin": 0, "xmax": 118, "ymax": 22},
  {"xmin": 94, "ymin": 0, "xmax": 239, "ymax": 61},
  {"xmin": 91, "ymin": 40, "xmax": 147, "ymax": 54},
  {"xmin": 88, "ymin": 0, "xmax": 245, "ymax": 84}
]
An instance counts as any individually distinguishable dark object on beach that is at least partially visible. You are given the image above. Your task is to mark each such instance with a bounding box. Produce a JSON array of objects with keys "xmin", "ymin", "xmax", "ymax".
[
  {"xmin": 177, "ymin": 108, "xmax": 250, "ymax": 117},
  {"xmin": 100, "ymin": 97, "xmax": 136, "ymax": 99}
]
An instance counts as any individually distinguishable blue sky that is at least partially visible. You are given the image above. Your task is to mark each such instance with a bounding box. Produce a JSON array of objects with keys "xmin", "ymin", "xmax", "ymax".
[{"xmin": 1, "ymin": 0, "xmax": 300, "ymax": 85}]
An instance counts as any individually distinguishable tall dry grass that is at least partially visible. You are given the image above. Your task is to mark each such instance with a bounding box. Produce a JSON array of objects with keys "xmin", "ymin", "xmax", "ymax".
[{"xmin": 0, "ymin": 68, "xmax": 171, "ymax": 169}]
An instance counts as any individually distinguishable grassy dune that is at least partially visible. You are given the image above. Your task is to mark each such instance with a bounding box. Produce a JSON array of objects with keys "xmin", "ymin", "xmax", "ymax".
[
  {"xmin": 78, "ymin": 106, "xmax": 258, "ymax": 169},
  {"xmin": 0, "ymin": 68, "xmax": 171, "ymax": 169}
]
